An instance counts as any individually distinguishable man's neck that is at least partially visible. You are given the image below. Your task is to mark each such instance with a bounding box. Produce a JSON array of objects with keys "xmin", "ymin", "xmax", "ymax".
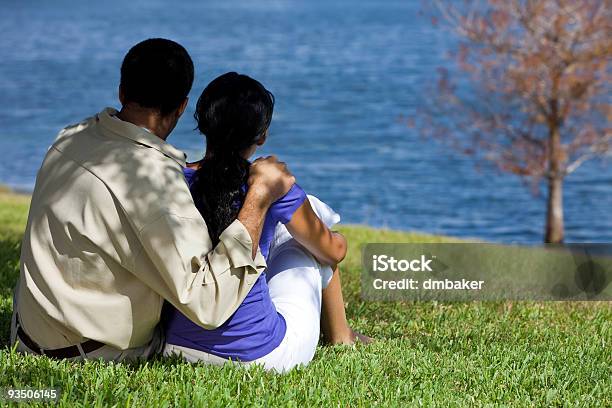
[{"xmin": 116, "ymin": 106, "xmax": 172, "ymax": 140}]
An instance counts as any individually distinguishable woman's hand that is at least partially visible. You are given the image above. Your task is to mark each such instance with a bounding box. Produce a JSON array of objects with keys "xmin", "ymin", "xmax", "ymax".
[{"xmin": 238, "ymin": 156, "xmax": 295, "ymax": 259}]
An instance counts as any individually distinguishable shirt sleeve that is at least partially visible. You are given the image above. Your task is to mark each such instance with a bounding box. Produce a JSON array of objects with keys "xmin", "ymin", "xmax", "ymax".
[
  {"xmin": 134, "ymin": 215, "xmax": 267, "ymax": 330},
  {"xmin": 269, "ymin": 183, "xmax": 307, "ymax": 225}
]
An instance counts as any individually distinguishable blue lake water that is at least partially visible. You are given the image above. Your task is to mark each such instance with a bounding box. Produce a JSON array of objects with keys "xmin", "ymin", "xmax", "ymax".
[{"xmin": 1, "ymin": 0, "xmax": 610, "ymax": 243}]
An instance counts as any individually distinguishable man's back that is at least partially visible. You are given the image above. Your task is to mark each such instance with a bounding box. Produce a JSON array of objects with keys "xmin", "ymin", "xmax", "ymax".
[{"xmin": 17, "ymin": 108, "xmax": 207, "ymax": 349}]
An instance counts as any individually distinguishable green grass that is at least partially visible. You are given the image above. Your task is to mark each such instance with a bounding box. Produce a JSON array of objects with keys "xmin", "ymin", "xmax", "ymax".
[{"xmin": 0, "ymin": 191, "xmax": 610, "ymax": 407}]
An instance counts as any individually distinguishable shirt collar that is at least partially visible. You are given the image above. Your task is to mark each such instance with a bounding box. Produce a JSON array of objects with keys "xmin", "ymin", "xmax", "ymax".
[{"xmin": 97, "ymin": 107, "xmax": 187, "ymax": 167}]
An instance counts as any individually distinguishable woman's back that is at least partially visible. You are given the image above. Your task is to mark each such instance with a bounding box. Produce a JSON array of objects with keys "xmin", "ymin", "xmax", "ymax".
[{"xmin": 163, "ymin": 167, "xmax": 306, "ymax": 361}]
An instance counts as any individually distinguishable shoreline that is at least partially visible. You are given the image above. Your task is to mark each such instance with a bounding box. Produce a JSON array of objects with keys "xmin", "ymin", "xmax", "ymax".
[
  {"xmin": 0, "ymin": 185, "xmax": 32, "ymax": 199},
  {"xmin": 0, "ymin": 185, "xmax": 458, "ymax": 242}
]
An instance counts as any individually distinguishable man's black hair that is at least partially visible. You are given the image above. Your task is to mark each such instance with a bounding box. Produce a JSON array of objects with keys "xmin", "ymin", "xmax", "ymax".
[{"xmin": 120, "ymin": 38, "xmax": 194, "ymax": 115}]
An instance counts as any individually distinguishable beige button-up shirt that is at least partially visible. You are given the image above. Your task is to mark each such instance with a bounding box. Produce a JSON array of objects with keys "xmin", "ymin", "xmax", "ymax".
[{"xmin": 15, "ymin": 108, "xmax": 266, "ymax": 350}]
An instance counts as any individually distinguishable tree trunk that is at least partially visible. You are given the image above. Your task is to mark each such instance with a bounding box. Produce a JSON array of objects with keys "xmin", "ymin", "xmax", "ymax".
[
  {"xmin": 545, "ymin": 88, "xmax": 564, "ymax": 244},
  {"xmin": 545, "ymin": 175, "xmax": 564, "ymax": 243}
]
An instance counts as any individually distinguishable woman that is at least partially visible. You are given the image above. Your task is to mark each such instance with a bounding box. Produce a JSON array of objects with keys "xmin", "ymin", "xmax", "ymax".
[{"xmin": 163, "ymin": 72, "xmax": 370, "ymax": 372}]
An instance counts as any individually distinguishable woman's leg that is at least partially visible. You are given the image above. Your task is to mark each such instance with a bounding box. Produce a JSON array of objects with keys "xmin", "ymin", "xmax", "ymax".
[
  {"xmin": 269, "ymin": 195, "xmax": 372, "ymax": 349},
  {"xmin": 320, "ymin": 266, "xmax": 373, "ymax": 345},
  {"xmin": 260, "ymin": 241, "xmax": 324, "ymax": 371},
  {"xmin": 263, "ymin": 241, "xmax": 371, "ymax": 371},
  {"xmin": 320, "ymin": 265, "xmax": 353, "ymax": 343}
]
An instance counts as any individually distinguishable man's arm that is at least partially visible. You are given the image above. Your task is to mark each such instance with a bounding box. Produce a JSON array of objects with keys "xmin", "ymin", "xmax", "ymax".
[
  {"xmin": 236, "ymin": 187, "xmax": 271, "ymax": 259},
  {"xmin": 189, "ymin": 155, "xmax": 294, "ymax": 258},
  {"xmin": 134, "ymin": 156, "xmax": 294, "ymax": 328},
  {"xmin": 230, "ymin": 155, "xmax": 297, "ymax": 258}
]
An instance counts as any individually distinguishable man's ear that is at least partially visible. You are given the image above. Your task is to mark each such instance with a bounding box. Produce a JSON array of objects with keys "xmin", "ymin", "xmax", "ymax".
[
  {"xmin": 176, "ymin": 97, "xmax": 189, "ymax": 117},
  {"xmin": 118, "ymin": 86, "xmax": 126, "ymax": 105}
]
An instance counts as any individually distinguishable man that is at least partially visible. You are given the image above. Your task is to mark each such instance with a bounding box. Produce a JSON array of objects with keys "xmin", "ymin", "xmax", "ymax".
[{"xmin": 10, "ymin": 38, "xmax": 294, "ymax": 360}]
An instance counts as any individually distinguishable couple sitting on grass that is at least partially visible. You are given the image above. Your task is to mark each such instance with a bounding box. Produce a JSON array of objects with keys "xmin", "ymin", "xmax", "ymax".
[{"xmin": 11, "ymin": 38, "xmax": 371, "ymax": 372}]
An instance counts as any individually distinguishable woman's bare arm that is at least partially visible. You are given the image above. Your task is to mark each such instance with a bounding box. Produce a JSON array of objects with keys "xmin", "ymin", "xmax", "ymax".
[{"xmin": 285, "ymin": 199, "xmax": 347, "ymax": 265}]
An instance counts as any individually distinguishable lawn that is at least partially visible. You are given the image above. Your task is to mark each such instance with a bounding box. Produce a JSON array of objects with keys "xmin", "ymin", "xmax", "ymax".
[{"xmin": 0, "ymin": 191, "xmax": 610, "ymax": 407}]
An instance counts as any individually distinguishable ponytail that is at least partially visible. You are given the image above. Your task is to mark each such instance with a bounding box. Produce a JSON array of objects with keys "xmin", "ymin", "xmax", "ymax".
[{"xmin": 191, "ymin": 151, "xmax": 250, "ymax": 246}]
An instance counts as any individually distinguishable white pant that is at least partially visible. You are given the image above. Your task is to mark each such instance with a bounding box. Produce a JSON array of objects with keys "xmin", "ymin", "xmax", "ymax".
[{"xmin": 164, "ymin": 196, "xmax": 339, "ymax": 373}]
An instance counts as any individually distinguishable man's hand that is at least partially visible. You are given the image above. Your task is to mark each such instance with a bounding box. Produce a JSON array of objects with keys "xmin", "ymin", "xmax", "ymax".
[
  {"xmin": 238, "ymin": 156, "xmax": 295, "ymax": 258},
  {"xmin": 248, "ymin": 156, "xmax": 295, "ymax": 205}
]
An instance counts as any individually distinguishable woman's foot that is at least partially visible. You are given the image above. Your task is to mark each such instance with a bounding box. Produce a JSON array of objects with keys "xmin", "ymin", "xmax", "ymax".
[
  {"xmin": 352, "ymin": 329, "xmax": 374, "ymax": 345},
  {"xmin": 324, "ymin": 328, "xmax": 374, "ymax": 345}
]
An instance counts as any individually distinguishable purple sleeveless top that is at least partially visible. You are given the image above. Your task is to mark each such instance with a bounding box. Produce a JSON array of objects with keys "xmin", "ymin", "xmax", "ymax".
[{"xmin": 163, "ymin": 167, "xmax": 307, "ymax": 361}]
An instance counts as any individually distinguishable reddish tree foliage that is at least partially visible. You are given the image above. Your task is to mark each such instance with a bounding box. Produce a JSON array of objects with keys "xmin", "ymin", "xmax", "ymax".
[{"xmin": 420, "ymin": 0, "xmax": 611, "ymax": 243}]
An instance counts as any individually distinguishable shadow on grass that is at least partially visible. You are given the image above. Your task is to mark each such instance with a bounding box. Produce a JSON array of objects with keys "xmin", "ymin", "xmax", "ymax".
[
  {"xmin": 0, "ymin": 235, "xmax": 21, "ymax": 347},
  {"xmin": 0, "ymin": 344, "xmax": 261, "ymax": 383},
  {"xmin": 0, "ymin": 236, "xmax": 21, "ymax": 292},
  {"xmin": 0, "ymin": 304, "xmax": 12, "ymax": 348}
]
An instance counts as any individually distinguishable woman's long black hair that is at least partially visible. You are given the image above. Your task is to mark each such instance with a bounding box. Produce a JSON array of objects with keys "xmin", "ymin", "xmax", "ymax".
[{"xmin": 191, "ymin": 72, "xmax": 274, "ymax": 245}]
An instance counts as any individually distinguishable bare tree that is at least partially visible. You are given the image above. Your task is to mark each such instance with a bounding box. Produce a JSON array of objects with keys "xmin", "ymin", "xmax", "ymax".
[{"xmin": 420, "ymin": 0, "xmax": 611, "ymax": 243}]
